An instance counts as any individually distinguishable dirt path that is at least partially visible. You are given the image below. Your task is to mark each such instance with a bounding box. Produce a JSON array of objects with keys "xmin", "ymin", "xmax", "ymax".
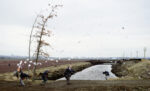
[{"xmin": 0, "ymin": 80, "xmax": 150, "ymax": 91}]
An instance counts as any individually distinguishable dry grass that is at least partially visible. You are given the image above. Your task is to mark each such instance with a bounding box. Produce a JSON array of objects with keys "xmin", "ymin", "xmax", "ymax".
[
  {"xmin": 113, "ymin": 59, "xmax": 150, "ymax": 80},
  {"xmin": 127, "ymin": 59, "xmax": 150, "ymax": 79}
]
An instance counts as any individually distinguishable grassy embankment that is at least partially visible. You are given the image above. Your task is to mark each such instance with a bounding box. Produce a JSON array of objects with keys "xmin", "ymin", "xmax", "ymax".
[
  {"xmin": 0, "ymin": 62, "xmax": 91, "ymax": 81},
  {"xmin": 111, "ymin": 59, "xmax": 150, "ymax": 80}
]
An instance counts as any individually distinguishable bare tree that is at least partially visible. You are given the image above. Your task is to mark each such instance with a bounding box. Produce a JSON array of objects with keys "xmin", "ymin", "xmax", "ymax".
[
  {"xmin": 30, "ymin": 4, "xmax": 62, "ymax": 81},
  {"xmin": 28, "ymin": 15, "xmax": 39, "ymax": 62}
]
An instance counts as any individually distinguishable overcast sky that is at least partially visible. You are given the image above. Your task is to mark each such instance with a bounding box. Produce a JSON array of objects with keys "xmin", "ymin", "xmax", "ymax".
[{"xmin": 0, "ymin": 0, "xmax": 150, "ymax": 57}]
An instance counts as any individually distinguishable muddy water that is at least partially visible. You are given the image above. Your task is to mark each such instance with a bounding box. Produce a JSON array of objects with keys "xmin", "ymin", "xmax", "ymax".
[{"xmin": 59, "ymin": 65, "xmax": 117, "ymax": 80}]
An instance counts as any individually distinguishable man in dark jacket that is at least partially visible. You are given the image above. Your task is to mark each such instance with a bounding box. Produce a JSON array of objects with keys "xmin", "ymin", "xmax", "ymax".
[
  {"xmin": 64, "ymin": 65, "xmax": 74, "ymax": 85},
  {"xmin": 103, "ymin": 71, "xmax": 110, "ymax": 80},
  {"xmin": 19, "ymin": 71, "xmax": 31, "ymax": 86},
  {"xmin": 39, "ymin": 70, "xmax": 49, "ymax": 84},
  {"xmin": 14, "ymin": 67, "xmax": 30, "ymax": 86}
]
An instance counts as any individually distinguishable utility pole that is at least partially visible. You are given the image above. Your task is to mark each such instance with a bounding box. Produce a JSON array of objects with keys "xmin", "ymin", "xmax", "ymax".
[
  {"xmin": 144, "ymin": 47, "xmax": 147, "ymax": 59},
  {"xmin": 130, "ymin": 52, "xmax": 132, "ymax": 59},
  {"xmin": 123, "ymin": 52, "xmax": 125, "ymax": 59},
  {"xmin": 136, "ymin": 51, "xmax": 138, "ymax": 58}
]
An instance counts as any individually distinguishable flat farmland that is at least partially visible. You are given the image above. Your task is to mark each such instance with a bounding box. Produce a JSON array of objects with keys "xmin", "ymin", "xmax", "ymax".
[{"xmin": 0, "ymin": 59, "xmax": 83, "ymax": 73}]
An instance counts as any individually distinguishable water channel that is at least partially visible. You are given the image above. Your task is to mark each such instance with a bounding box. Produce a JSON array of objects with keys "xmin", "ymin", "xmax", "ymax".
[{"xmin": 59, "ymin": 64, "xmax": 117, "ymax": 80}]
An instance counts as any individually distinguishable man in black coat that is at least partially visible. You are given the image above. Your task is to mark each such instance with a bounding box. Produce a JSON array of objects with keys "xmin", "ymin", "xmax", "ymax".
[
  {"xmin": 19, "ymin": 71, "xmax": 31, "ymax": 86},
  {"xmin": 64, "ymin": 65, "xmax": 74, "ymax": 85},
  {"xmin": 39, "ymin": 70, "xmax": 49, "ymax": 84},
  {"xmin": 103, "ymin": 71, "xmax": 110, "ymax": 80}
]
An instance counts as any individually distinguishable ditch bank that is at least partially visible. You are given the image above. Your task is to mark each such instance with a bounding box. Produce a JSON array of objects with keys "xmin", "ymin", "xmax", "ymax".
[
  {"xmin": 30, "ymin": 62, "xmax": 92, "ymax": 80},
  {"xmin": 0, "ymin": 62, "xmax": 92, "ymax": 81},
  {"xmin": 111, "ymin": 59, "xmax": 150, "ymax": 80},
  {"xmin": 42, "ymin": 62, "xmax": 92, "ymax": 80}
]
